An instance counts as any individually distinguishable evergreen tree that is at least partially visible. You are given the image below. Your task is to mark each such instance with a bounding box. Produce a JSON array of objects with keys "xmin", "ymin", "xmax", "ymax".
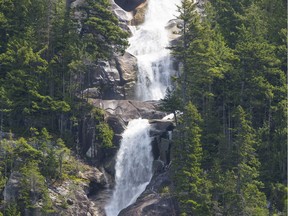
[{"xmin": 173, "ymin": 102, "xmax": 211, "ymax": 215}]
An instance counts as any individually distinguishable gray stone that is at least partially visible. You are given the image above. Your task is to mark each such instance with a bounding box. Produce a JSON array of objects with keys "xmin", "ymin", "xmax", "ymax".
[
  {"xmin": 149, "ymin": 119, "xmax": 175, "ymax": 133},
  {"xmin": 3, "ymin": 172, "xmax": 22, "ymax": 202},
  {"xmin": 115, "ymin": 52, "xmax": 138, "ymax": 84},
  {"xmin": 152, "ymin": 160, "xmax": 165, "ymax": 173},
  {"xmin": 118, "ymin": 171, "xmax": 179, "ymax": 216},
  {"xmin": 89, "ymin": 99, "xmax": 166, "ymax": 122},
  {"xmin": 106, "ymin": 115, "xmax": 127, "ymax": 135},
  {"xmin": 165, "ymin": 19, "xmax": 183, "ymax": 40},
  {"xmin": 82, "ymin": 88, "xmax": 101, "ymax": 99},
  {"xmin": 115, "ymin": 52, "xmax": 138, "ymax": 99}
]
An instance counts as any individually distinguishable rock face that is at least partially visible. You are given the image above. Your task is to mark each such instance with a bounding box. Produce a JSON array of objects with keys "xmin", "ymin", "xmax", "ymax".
[
  {"xmin": 114, "ymin": 0, "xmax": 146, "ymax": 12},
  {"xmin": 115, "ymin": 52, "xmax": 138, "ymax": 98},
  {"xmin": 150, "ymin": 120, "xmax": 175, "ymax": 165},
  {"xmin": 165, "ymin": 19, "xmax": 183, "ymax": 40},
  {"xmin": 131, "ymin": 2, "xmax": 148, "ymax": 26},
  {"xmin": 81, "ymin": 53, "xmax": 138, "ymax": 100},
  {"xmin": 49, "ymin": 167, "xmax": 109, "ymax": 216},
  {"xmin": 118, "ymin": 171, "xmax": 179, "ymax": 216},
  {"xmin": 3, "ymin": 168, "xmax": 110, "ymax": 216},
  {"xmin": 89, "ymin": 99, "xmax": 166, "ymax": 122},
  {"xmin": 3, "ymin": 172, "xmax": 22, "ymax": 202}
]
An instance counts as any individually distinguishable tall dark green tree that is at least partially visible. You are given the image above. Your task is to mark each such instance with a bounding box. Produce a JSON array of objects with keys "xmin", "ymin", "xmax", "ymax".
[{"xmin": 173, "ymin": 102, "xmax": 211, "ymax": 215}]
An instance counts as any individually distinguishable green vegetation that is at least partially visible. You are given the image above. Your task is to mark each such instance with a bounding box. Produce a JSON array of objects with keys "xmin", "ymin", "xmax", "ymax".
[
  {"xmin": 0, "ymin": 0, "xmax": 126, "ymax": 214},
  {"xmin": 164, "ymin": 0, "xmax": 287, "ymax": 215}
]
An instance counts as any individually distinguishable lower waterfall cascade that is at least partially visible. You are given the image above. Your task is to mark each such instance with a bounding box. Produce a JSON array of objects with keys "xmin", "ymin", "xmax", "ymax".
[{"xmin": 104, "ymin": 119, "xmax": 153, "ymax": 216}]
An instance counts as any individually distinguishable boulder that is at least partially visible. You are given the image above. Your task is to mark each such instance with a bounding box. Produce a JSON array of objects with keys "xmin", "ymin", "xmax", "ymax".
[
  {"xmin": 115, "ymin": 52, "xmax": 138, "ymax": 99},
  {"xmin": 115, "ymin": 52, "xmax": 138, "ymax": 84},
  {"xmin": 79, "ymin": 168, "xmax": 107, "ymax": 197},
  {"xmin": 114, "ymin": 0, "xmax": 146, "ymax": 12},
  {"xmin": 79, "ymin": 168, "xmax": 106, "ymax": 187}
]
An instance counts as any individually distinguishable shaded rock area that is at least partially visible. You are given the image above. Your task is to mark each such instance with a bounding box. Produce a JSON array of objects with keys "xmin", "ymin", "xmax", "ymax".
[
  {"xmin": 114, "ymin": 0, "xmax": 146, "ymax": 12},
  {"xmin": 3, "ymin": 172, "xmax": 22, "ymax": 202},
  {"xmin": 150, "ymin": 120, "xmax": 175, "ymax": 165},
  {"xmin": 118, "ymin": 171, "xmax": 179, "ymax": 216},
  {"xmin": 81, "ymin": 52, "xmax": 138, "ymax": 100}
]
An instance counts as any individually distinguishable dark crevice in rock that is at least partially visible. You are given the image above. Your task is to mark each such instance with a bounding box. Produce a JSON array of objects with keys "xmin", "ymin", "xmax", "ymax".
[
  {"xmin": 114, "ymin": 0, "xmax": 146, "ymax": 12},
  {"xmin": 87, "ymin": 181, "xmax": 105, "ymax": 198}
]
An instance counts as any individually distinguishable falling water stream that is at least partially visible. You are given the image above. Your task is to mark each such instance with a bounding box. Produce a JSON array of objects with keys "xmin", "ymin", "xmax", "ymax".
[
  {"xmin": 105, "ymin": 119, "xmax": 153, "ymax": 216},
  {"xmin": 128, "ymin": 0, "xmax": 180, "ymax": 101},
  {"xmin": 105, "ymin": 0, "xmax": 180, "ymax": 215}
]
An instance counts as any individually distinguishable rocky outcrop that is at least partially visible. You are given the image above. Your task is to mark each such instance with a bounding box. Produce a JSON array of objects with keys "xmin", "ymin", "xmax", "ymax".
[
  {"xmin": 165, "ymin": 19, "xmax": 183, "ymax": 40},
  {"xmin": 115, "ymin": 52, "xmax": 138, "ymax": 98},
  {"xmin": 150, "ymin": 120, "xmax": 175, "ymax": 165},
  {"xmin": 114, "ymin": 0, "xmax": 146, "ymax": 12},
  {"xmin": 3, "ymin": 172, "xmax": 22, "ymax": 202},
  {"xmin": 118, "ymin": 171, "xmax": 179, "ymax": 216},
  {"xmin": 89, "ymin": 99, "xmax": 166, "ymax": 122},
  {"xmin": 49, "ymin": 167, "xmax": 109, "ymax": 216},
  {"xmin": 81, "ymin": 52, "xmax": 138, "ymax": 100},
  {"xmin": 3, "ymin": 167, "xmax": 110, "ymax": 216}
]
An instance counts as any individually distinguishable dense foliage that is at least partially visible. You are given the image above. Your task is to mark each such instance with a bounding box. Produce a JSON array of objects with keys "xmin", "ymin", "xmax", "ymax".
[
  {"xmin": 164, "ymin": 0, "xmax": 287, "ymax": 215},
  {"xmin": 0, "ymin": 0, "xmax": 126, "ymax": 214}
]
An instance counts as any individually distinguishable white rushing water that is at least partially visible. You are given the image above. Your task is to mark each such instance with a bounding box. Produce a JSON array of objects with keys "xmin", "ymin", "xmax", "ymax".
[
  {"xmin": 105, "ymin": 1, "xmax": 180, "ymax": 215},
  {"xmin": 105, "ymin": 119, "xmax": 153, "ymax": 216},
  {"xmin": 128, "ymin": 0, "xmax": 180, "ymax": 101}
]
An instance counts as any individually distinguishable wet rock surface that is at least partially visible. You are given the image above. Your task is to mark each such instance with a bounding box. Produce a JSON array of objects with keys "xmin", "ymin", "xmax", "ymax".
[{"xmin": 118, "ymin": 171, "xmax": 179, "ymax": 216}]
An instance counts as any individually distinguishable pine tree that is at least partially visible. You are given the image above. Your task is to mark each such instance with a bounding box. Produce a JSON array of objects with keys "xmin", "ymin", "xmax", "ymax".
[
  {"xmin": 224, "ymin": 106, "xmax": 268, "ymax": 215},
  {"xmin": 173, "ymin": 102, "xmax": 211, "ymax": 215}
]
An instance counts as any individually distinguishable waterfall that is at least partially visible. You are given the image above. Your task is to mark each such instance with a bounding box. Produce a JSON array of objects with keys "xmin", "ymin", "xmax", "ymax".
[
  {"xmin": 105, "ymin": 1, "xmax": 180, "ymax": 215},
  {"xmin": 128, "ymin": 0, "xmax": 180, "ymax": 101},
  {"xmin": 105, "ymin": 119, "xmax": 153, "ymax": 216}
]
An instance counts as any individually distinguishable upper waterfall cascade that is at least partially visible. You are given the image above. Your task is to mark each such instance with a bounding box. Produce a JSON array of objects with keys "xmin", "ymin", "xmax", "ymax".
[
  {"xmin": 105, "ymin": 119, "xmax": 153, "ymax": 216},
  {"xmin": 128, "ymin": 0, "xmax": 180, "ymax": 101}
]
